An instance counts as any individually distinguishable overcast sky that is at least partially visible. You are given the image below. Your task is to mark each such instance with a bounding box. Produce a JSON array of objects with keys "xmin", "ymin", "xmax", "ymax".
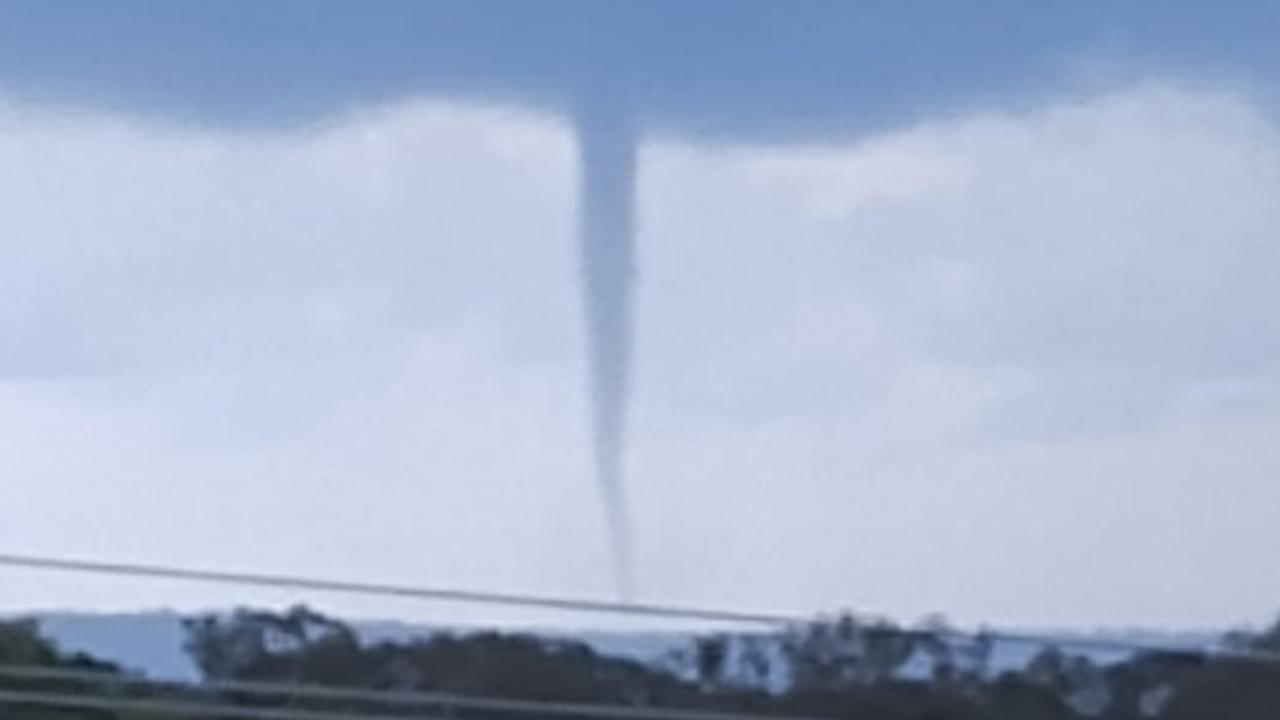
[{"xmin": 3, "ymin": 4, "xmax": 1280, "ymax": 632}]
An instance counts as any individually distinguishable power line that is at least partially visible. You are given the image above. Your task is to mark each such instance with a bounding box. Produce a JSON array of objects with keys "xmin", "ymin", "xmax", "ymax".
[
  {"xmin": 0, "ymin": 688, "xmax": 879, "ymax": 720},
  {"xmin": 0, "ymin": 688, "xmax": 446, "ymax": 720},
  {"xmin": 2, "ymin": 551, "xmax": 1277, "ymax": 664},
  {"xmin": 0, "ymin": 664, "xmax": 840, "ymax": 720},
  {"xmin": 0, "ymin": 552, "xmax": 792, "ymax": 626}
]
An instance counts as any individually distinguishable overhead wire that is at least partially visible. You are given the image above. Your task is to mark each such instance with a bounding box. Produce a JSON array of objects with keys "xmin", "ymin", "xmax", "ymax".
[
  {"xmin": 0, "ymin": 663, "xmax": 840, "ymax": 720},
  {"xmin": 2, "ymin": 551, "xmax": 1278, "ymax": 665},
  {"xmin": 0, "ymin": 688, "xmax": 445, "ymax": 720},
  {"xmin": 0, "ymin": 552, "xmax": 791, "ymax": 626}
]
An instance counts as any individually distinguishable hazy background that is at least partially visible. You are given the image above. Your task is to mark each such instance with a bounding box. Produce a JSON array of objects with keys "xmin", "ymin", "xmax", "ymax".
[{"xmin": 3, "ymin": 2, "xmax": 1280, "ymax": 632}]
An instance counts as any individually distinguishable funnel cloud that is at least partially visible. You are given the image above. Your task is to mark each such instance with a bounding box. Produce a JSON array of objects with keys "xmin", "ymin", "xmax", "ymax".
[{"xmin": 577, "ymin": 98, "xmax": 638, "ymax": 600}]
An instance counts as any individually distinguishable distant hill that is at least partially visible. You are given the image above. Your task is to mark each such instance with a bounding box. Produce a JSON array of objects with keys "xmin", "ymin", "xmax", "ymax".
[
  {"xmin": 33, "ymin": 611, "xmax": 196, "ymax": 679},
  {"xmin": 25, "ymin": 611, "xmax": 692, "ymax": 680},
  {"xmin": 17, "ymin": 610, "xmax": 1227, "ymax": 682}
]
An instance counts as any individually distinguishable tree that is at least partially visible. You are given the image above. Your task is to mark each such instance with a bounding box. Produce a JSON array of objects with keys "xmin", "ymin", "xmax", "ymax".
[
  {"xmin": 0, "ymin": 619, "xmax": 120, "ymax": 720},
  {"xmin": 780, "ymin": 614, "xmax": 914, "ymax": 690},
  {"xmin": 182, "ymin": 605, "xmax": 362, "ymax": 683},
  {"xmin": 174, "ymin": 605, "xmax": 1280, "ymax": 720},
  {"xmin": 182, "ymin": 607, "xmax": 698, "ymax": 708},
  {"xmin": 693, "ymin": 635, "xmax": 728, "ymax": 691}
]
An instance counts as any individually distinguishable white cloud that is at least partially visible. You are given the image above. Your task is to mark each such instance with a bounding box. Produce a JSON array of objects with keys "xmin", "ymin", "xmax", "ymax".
[
  {"xmin": 2, "ymin": 83, "xmax": 1280, "ymax": 629},
  {"xmin": 0, "ymin": 100, "xmax": 612, "ymax": 622},
  {"xmin": 631, "ymin": 83, "xmax": 1280, "ymax": 625},
  {"xmin": 639, "ymin": 84, "xmax": 1280, "ymax": 437}
]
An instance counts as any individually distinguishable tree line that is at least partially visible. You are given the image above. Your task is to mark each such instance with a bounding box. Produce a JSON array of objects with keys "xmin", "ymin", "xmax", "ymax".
[{"xmin": 2, "ymin": 606, "xmax": 1279, "ymax": 719}]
